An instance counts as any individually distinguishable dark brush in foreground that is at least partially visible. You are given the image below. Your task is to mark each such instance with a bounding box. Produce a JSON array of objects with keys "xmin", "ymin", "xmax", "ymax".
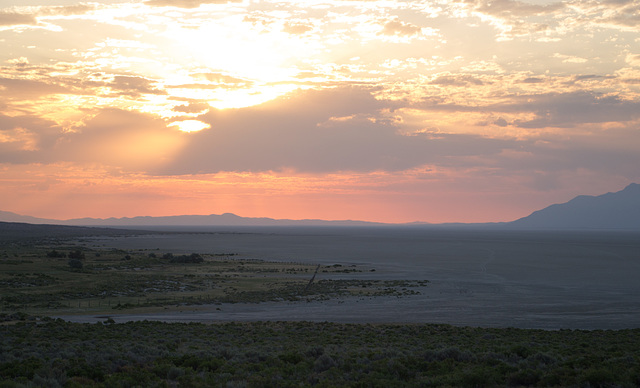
[{"xmin": 1, "ymin": 317, "xmax": 639, "ymax": 387}]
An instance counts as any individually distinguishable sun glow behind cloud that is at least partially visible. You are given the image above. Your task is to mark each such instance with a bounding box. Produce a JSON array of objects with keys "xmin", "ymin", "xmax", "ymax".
[
  {"xmin": 0, "ymin": 0, "xmax": 639, "ymax": 223},
  {"xmin": 170, "ymin": 119, "xmax": 209, "ymax": 133}
]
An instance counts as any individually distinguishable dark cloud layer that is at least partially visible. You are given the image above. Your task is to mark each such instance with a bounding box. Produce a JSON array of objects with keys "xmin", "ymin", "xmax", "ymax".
[
  {"xmin": 413, "ymin": 91, "xmax": 640, "ymax": 128},
  {"xmin": 511, "ymin": 92, "xmax": 640, "ymax": 128},
  {"xmin": 1, "ymin": 87, "xmax": 638, "ymax": 182},
  {"xmin": 161, "ymin": 87, "xmax": 510, "ymax": 174}
]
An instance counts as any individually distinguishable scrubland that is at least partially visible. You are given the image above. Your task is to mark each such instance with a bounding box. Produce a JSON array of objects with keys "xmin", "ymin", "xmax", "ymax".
[
  {"xmin": 2, "ymin": 230, "xmax": 640, "ymax": 387},
  {"xmin": 2, "ymin": 317, "xmax": 639, "ymax": 387}
]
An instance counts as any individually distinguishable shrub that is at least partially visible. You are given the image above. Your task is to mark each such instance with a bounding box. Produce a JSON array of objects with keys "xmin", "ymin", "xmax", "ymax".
[
  {"xmin": 166, "ymin": 366, "xmax": 184, "ymax": 380},
  {"xmin": 46, "ymin": 250, "xmax": 66, "ymax": 258},
  {"xmin": 314, "ymin": 354, "xmax": 337, "ymax": 372},
  {"xmin": 582, "ymin": 368, "xmax": 616, "ymax": 387},
  {"xmin": 68, "ymin": 250, "xmax": 85, "ymax": 260},
  {"xmin": 169, "ymin": 253, "xmax": 203, "ymax": 264},
  {"xmin": 508, "ymin": 368, "xmax": 540, "ymax": 386}
]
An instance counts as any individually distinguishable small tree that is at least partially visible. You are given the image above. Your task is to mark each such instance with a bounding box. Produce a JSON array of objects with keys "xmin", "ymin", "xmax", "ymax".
[{"xmin": 68, "ymin": 258, "xmax": 83, "ymax": 270}]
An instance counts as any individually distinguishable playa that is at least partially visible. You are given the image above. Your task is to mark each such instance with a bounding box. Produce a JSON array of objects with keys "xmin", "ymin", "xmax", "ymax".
[{"xmin": 57, "ymin": 227, "xmax": 640, "ymax": 329}]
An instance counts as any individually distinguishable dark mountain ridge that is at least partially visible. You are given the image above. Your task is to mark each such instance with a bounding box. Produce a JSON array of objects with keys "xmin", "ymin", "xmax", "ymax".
[{"xmin": 511, "ymin": 183, "xmax": 640, "ymax": 230}]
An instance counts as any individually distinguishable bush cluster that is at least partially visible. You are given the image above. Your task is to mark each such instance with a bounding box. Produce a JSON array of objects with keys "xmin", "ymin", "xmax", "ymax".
[
  {"xmin": 46, "ymin": 250, "xmax": 66, "ymax": 258},
  {"xmin": 168, "ymin": 253, "xmax": 204, "ymax": 264}
]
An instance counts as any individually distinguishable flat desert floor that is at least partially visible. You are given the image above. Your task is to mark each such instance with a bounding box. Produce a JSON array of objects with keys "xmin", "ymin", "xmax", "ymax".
[{"xmin": 61, "ymin": 227, "xmax": 640, "ymax": 329}]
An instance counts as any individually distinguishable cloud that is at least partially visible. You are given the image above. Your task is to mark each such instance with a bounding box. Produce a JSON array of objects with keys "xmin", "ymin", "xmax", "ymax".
[
  {"xmin": 493, "ymin": 117, "xmax": 508, "ymax": 127},
  {"xmin": 469, "ymin": 0, "xmax": 565, "ymax": 18},
  {"xmin": 172, "ymin": 102, "xmax": 211, "ymax": 114},
  {"xmin": 108, "ymin": 76, "xmax": 166, "ymax": 97},
  {"xmin": 565, "ymin": 74, "xmax": 616, "ymax": 86},
  {"xmin": 0, "ymin": 109, "xmax": 185, "ymax": 170},
  {"xmin": 144, "ymin": 0, "xmax": 241, "ymax": 8},
  {"xmin": 455, "ymin": 0, "xmax": 564, "ymax": 38},
  {"xmin": 568, "ymin": 0, "xmax": 640, "ymax": 32},
  {"xmin": 0, "ymin": 113, "xmax": 61, "ymax": 164},
  {"xmin": 160, "ymin": 86, "xmax": 511, "ymax": 174},
  {"xmin": 510, "ymin": 92, "xmax": 640, "ymax": 128},
  {"xmin": 36, "ymin": 5, "xmax": 97, "ymax": 17},
  {"xmin": 380, "ymin": 20, "xmax": 422, "ymax": 37},
  {"xmin": 430, "ymin": 74, "xmax": 486, "ymax": 86},
  {"xmin": 0, "ymin": 73, "xmax": 165, "ymax": 102},
  {"xmin": 626, "ymin": 53, "xmax": 640, "ymax": 66},
  {"xmin": 0, "ymin": 5, "xmax": 96, "ymax": 28},
  {"xmin": 0, "ymin": 77, "xmax": 69, "ymax": 99},
  {"xmin": 166, "ymin": 73, "xmax": 254, "ymax": 91},
  {"xmin": 596, "ymin": 0, "xmax": 640, "ymax": 30},
  {"xmin": 283, "ymin": 22, "xmax": 313, "ymax": 35},
  {"xmin": 412, "ymin": 91, "xmax": 640, "ymax": 128},
  {"xmin": 0, "ymin": 11, "xmax": 36, "ymax": 26},
  {"xmin": 191, "ymin": 73, "xmax": 250, "ymax": 84},
  {"xmin": 5, "ymin": 57, "xmax": 30, "ymax": 66},
  {"xmin": 56, "ymin": 109, "xmax": 185, "ymax": 169},
  {"xmin": 553, "ymin": 53, "xmax": 587, "ymax": 63}
]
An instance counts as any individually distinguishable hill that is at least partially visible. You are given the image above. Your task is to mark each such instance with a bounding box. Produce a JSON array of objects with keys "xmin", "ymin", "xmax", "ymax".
[{"xmin": 511, "ymin": 183, "xmax": 640, "ymax": 230}]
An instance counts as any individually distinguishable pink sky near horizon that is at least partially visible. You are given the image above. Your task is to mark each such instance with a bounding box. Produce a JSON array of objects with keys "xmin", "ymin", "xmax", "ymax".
[{"xmin": 1, "ymin": 0, "xmax": 639, "ymax": 223}]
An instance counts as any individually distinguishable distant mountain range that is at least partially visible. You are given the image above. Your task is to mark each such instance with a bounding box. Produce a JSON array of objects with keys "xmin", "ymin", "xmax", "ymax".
[
  {"xmin": 1, "ymin": 183, "xmax": 639, "ymax": 230},
  {"xmin": 0, "ymin": 211, "xmax": 385, "ymax": 228}
]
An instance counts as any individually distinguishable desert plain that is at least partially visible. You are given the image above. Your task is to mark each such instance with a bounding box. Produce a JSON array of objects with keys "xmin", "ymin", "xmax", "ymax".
[{"xmin": 42, "ymin": 226, "xmax": 640, "ymax": 330}]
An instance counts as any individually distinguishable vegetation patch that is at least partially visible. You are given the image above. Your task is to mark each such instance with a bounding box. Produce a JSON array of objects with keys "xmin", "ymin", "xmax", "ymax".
[
  {"xmin": 1, "ymin": 318, "xmax": 639, "ymax": 387},
  {"xmin": 0, "ymin": 244, "xmax": 427, "ymax": 315}
]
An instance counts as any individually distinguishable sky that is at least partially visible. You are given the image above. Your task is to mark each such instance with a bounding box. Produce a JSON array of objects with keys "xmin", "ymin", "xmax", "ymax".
[{"xmin": 0, "ymin": 0, "xmax": 639, "ymax": 223}]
